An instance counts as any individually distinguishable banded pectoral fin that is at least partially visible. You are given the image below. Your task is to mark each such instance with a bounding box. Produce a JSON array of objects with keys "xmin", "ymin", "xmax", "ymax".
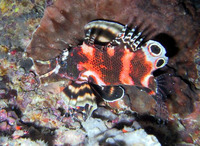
[{"xmin": 60, "ymin": 81, "xmax": 97, "ymax": 117}]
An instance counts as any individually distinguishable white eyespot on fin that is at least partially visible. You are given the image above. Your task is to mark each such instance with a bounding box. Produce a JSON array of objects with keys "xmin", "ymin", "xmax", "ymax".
[
  {"xmin": 141, "ymin": 40, "xmax": 168, "ymax": 71},
  {"xmin": 155, "ymin": 58, "xmax": 166, "ymax": 68}
]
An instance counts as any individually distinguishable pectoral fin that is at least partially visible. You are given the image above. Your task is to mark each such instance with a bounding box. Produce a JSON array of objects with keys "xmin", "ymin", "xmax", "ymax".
[{"xmin": 61, "ymin": 81, "xmax": 97, "ymax": 117}]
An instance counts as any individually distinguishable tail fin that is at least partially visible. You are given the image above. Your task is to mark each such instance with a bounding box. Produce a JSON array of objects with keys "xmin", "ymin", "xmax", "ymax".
[
  {"xmin": 155, "ymin": 73, "xmax": 174, "ymax": 100},
  {"xmin": 154, "ymin": 93, "xmax": 169, "ymax": 121}
]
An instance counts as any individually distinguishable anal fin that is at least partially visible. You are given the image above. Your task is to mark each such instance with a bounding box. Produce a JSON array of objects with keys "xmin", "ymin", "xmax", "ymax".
[
  {"xmin": 91, "ymin": 84, "xmax": 125, "ymax": 102},
  {"xmin": 61, "ymin": 81, "xmax": 97, "ymax": 117}
]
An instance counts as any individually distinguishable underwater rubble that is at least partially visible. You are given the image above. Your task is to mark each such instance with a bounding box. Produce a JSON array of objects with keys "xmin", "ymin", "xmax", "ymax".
[{"xmin": 0, "ymin": 0, "xmax": 200, "ymax": 145}]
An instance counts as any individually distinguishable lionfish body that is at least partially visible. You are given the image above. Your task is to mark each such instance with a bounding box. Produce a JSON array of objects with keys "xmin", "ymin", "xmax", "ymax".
[
  {"xmin": 59, "ymin": 39, "xmax": 167, "ymax": 88},
  {"xmin": 43, "ymin": 20, "xmax": 168, "ymax": 112}
]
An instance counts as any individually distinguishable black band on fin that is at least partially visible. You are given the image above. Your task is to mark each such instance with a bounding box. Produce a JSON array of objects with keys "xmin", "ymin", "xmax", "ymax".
[
  {"xmin": 91, "ymin": 84, "xmax": 125, "ymax": 102},
  {"xmin": 84, "ymin": 20, "xmax": 124, "ymax": 44},
  {"xmin": 61, "ymin": 81, "xmax": 97, "ymax": 116}
]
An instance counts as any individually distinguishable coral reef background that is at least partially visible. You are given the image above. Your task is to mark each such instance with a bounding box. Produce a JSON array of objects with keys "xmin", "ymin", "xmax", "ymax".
[{"xmin": 0, "ymin": 0, "xmax": 200, "ymax": 145}]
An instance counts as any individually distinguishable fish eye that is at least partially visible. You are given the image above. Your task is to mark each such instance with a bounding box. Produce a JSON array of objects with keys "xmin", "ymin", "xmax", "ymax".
[
  {"xmin": 155, "ymin": 58, "xmax": 166, "ymax": 68},
  {"xmin": 149, "ymin": 44, "xmax": 162, "ymax": 56}
]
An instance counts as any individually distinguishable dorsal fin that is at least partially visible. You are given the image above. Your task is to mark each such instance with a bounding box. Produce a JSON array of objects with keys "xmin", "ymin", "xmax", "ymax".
[
  {"xmin": 84, "ymin": 20, "xmax": 145, "ymax": 52},
  {"xmin": 107, "ymin": 25, "xmax": 145, "ymax": 52},
  {"xmin": 84, "ymin": 20, "xmax": 124, "ymax": 44}
]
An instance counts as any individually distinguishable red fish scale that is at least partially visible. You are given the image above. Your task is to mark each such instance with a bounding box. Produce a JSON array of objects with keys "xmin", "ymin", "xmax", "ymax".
[{"xmin": 59, "ymin": 43, "xmax": 154, "ymax": 89}]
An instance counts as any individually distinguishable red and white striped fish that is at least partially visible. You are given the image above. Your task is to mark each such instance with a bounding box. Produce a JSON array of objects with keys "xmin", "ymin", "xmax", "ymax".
[{"xmin": 41, "ymin": 20, "xmax": 168, "ymax": 113}]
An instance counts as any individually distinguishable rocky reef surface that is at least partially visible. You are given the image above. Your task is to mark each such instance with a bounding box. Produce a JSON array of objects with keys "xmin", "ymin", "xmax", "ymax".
[{"xmin": 0, "ymin": 0, "xmax": 200, "ymax": 145}]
